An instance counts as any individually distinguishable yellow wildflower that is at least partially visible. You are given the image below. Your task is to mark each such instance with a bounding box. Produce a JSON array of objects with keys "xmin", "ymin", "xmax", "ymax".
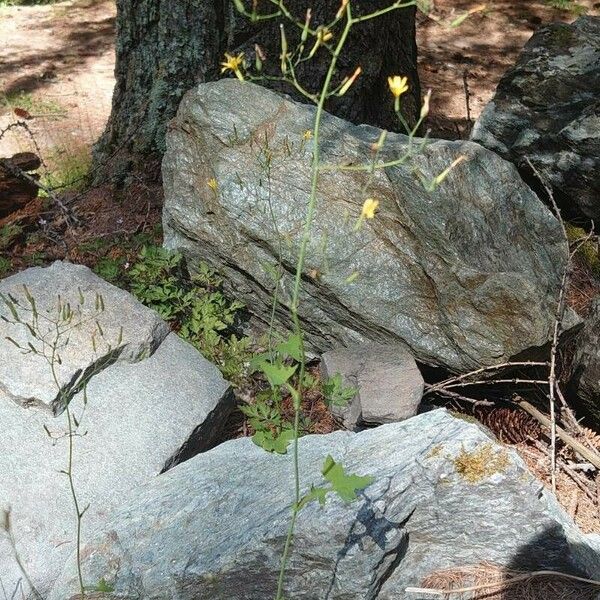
[
  {"xmin": 338, "ymin": 66, "xmax": 362, "ymax": 96},
  {"xmin": 319, "ymin": 28, "xmax": 334, "ymax": 43},
  {"xmin": 336, "ymin": 0, "xmax": 349, "ymax": 19},
  {"xmin": 221, "ymin": 52, "xmax": 245, "ymax": 81},
  {"xmin": 207, "ymin": 178, "xmax": 218, "ymax": 192},
  {"xmin": 303, "ymin": 129, "xmax": 313, "ymax": 141},
  {"xmin": 361, "ymin": 198, "xmax": 379, "ymax": 220},
  {"xmin": 420, "ymin": 89, "xmax": 432, "ymax": 119},
  {"xmin": 387, "ymin": 75, "xmax": 409, "ymax": 99}
]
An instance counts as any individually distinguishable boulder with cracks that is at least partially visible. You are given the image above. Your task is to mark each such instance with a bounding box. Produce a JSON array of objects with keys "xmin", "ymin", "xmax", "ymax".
[
  {"xmin": 49, "ymin": 410, "xmax": 600, "ymax": 600},
  {"xmin": 163, "ymin": 79, "xmax": 568, "ymax": 373},
  {"xmin": 0, "ymin": 263, "xmax": 234, "ymax": 598}
]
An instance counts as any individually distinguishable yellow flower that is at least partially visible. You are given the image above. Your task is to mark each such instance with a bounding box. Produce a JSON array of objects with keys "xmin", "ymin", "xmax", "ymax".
[
  {"xmin": 207, "ymin": 178, "xmax": 218, "ymax": 192},
  {"xmin": 319, "ymin": 28, "xmax": 334, "ymax": 43},
  {"xmin": 387, "ymin": 75, "xmax": 409, "ymax": 99},
  {"xmin": 338, "ymin": 66, "xmax": 362, "ymax": 96},
  {"xmin": 303, "ymin": 129, "xmax": 313, "ymax": 141},
  {"xmin": 420, "ymin": 89, "xmax": 432, "ymax": 119},
  {"xmin": 221, "ymin": 52, "xmax": 245, "ymax": 81},
  {"xmin": 336, "ymin": 0, "xmax": 349, "ymax": 18},
  {"xmin": 361, "ymin": 198, "xmax": 379, "ymax": 219}
]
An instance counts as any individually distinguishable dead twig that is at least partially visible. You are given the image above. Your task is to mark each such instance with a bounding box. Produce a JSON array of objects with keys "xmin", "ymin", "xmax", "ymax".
[
  {"xmin": 425, "ymin": 361, "xmax": 548, "ymax": 394},
  {"xmin": 443, "ymin": 378, "xmax": 548, "ymax": 390},
  {"xmin": 407, "ymin": 566, "xmax": 600, "ymax": 598},
  {"xmin": 518, "ymin": 399, "xmax": 600, "ymax": 471},
  {"xmin": 462, "ymin": 69, "xmax": 472, "ymax": 136}
]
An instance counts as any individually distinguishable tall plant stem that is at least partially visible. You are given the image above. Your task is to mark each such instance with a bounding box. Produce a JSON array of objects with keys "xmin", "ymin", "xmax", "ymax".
[
  {"xmin": 51, "ymin": 348, "xmax": 86, "ymax": 599},
  {"xmin": 274, "ymin": 11, "xmax": 354, "ymax": 600}
]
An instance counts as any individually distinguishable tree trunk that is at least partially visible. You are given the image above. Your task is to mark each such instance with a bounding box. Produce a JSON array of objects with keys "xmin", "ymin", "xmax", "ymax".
[{"xmin": 95, "ymin": 0, "xmax": 419, "ymax": 178}]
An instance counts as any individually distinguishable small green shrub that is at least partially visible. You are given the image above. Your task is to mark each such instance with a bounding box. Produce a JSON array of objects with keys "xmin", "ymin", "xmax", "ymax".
[
  {"xmin": 93, "ymin": 256, "xmax": 125, "ymax": 285},
  {"xmin": 323, "ymin": 373, "xmax": 357, "ymax": 408},
  {"xmin": 128, "ymin": 246, "xmax": 252, "ymax": 383},
  {"xmin": 0, "ymin": 256, "xmax": 11, "ymax": 277},
  {"xmin": 566, "ymin": 224, "xmax": 600, "ymax": 277},
  {"xmin": 0, "ymin": 224, "xmax": 22, "ymax": 251}
]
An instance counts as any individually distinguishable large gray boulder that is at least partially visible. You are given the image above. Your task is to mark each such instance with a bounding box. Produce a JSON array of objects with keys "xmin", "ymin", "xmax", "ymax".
[
  {"xmin": 0, "ymin": 264, "xmax": 234, "ymax": 599},
  {"xmin": 570, "ymin": 298, "xmax": 600, "ymax": 426},
  {"xmin": 163, "ymin": 79, "xmax": 567, "ymax": 373},
  {"xmin": 49, "ymin": 409, "xmax": 600, "ymax": 600},
  {"xmin": 0, "ymin": 261, "xmax": 169, "ymax": 414},
  {"xmin": 471, "ymin": 17, "xmax": 600, "ymax": 221}
]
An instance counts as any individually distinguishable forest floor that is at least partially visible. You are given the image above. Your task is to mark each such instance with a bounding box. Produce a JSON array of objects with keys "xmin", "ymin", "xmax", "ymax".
[
  {"xmin": 2, "ymin": 0, "xmax": 600, "ymax": 532},
  {"xmin": 2, "ymin": 0, "xmax": 600, "ymax": 162}
]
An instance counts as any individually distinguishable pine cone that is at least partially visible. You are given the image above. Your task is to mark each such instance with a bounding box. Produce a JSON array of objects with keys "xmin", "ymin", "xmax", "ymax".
[{"xmin": 474, "ymin": 406, "xmax": 542, "ymax": 444}]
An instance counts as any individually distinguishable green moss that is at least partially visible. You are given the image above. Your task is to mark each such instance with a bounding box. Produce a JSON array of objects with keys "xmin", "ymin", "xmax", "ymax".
[
  {"xmin": 0, "ymin": 256, "xmax": 11, "ymax": 277},
  {"xmin": 427, "ymin": 444, "xmax": 443, "ymax": 459},
  {"xmin": 566, "ymin": 224, "xmax": 600, "ymax": 276},
  {"xmin": 449, "ymin": 411, "xmax": 479, "ymax": 424},
  {"xmin": 452, "ymin": 444, "xmax": 510, "ymax": 484}
]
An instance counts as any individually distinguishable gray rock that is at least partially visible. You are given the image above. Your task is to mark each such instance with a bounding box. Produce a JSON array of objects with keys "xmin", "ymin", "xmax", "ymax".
[
  {"xmin": 320, "ymin": 343, "xmax": 424, "ymax": 429},
  {"xmin": 0, "ymin": 261, "xmax": 169, "ymax": 414},
  {"xmin": 570, "ymin": 298, "xmax": 600, "ymax": 426},
  {"xmin": 0, "ymin": 329, "xmax": 233, "ymax": 598},
  {"xmin": 163, "ymin": 79, "xmax": 567, "ymax": 373},
  {"xmin": 49, "ymin": 410, "xmax": 600, "ymax": 600},
  {"xmin": 471, "ymin": 17, "xmax": 600, "ymax": 221}
]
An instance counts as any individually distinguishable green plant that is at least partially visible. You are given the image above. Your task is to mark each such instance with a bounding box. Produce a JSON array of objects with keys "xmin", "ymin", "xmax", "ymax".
[
  {"xmin": 93, "ymin": 256, "xmax": 125, "ymax": 285},
  {"xmin": 0, "ymin": 255, "xmax": 11, "ymax": 277},
  {"xmin": 323, "ymin": 373, "xmax": 357, "ymax": 408},
  {"xmin": 0, "ymin": 286, "xmax": 117, "ymax": 598},
  {"xmin": 566, "ymin": 224, "xmax": 600, "ymax": 277},
  {"xmin": 41, "ymin": 146, "xmax": 91, "ymax": 194},
  {"xmin": 0, "ymin": 223, "xmax": 22, "ymax": 251},
  {"xmin": 544, "ymin": 0, "xmax": 586, "ymax": 14},
  {"xmin": 24, "ymin": 250, "xmax": 47, "ymax": 267},
  {"xmin": 0, "ymin": 90, "xmax": 64, "ymax": 115},
  {"xmin": 228, "ymin": 1, "xmax": 467, "ymax": 596},
  {"xmin": 128, "ymin": 245, "xmax": 252, "ymax": 383}
]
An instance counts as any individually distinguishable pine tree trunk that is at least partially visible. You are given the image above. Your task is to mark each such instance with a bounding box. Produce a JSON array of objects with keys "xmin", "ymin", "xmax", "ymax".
[{"xmin": 95, "ymin": 0, "xmax": 419, "ymax": 178}]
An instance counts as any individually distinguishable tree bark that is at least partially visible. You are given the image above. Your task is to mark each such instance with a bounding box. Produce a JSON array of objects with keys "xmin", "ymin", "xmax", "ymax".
[{"xmin": 95, "ymin": 0, "xmax": 419, "ymax": 178}]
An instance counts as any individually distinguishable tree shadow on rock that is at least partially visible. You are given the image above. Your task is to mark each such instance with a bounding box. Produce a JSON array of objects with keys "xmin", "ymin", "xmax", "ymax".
[{"xmin": 498, "ymin": 523, "xmax": 600, "ymax": 600}]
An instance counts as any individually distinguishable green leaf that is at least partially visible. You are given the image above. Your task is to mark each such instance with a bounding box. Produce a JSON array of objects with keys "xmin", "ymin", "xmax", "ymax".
[
  {"xmin": 252, "ymin": 428, "xmax": 294, "ymax": 454},
  {"xmin": 260, "ymin": 361, "xmax": 297, "ymax": 387},
  {"xmin": 85, "ymin": 578, "xmax": 115, "ymax": 593},
  {"xmin": 323, "ymin": 373, "xmax": 357, "ymax": 408},
  {"xmin": 321, "ymin": 455, "xmax": 374, "ymax": 503},
  {"xmin": 299, "ymin": 485, "xmax": 329, "ymax": 509},
  {"xmin": 275, "ymin": 334, "xmax": 303, "ymax": 362}
]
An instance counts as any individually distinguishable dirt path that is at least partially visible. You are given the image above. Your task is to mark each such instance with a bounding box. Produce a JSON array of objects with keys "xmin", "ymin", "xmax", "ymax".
[
  {"xmin": 0, "ymin": 0, "xmax": 115, "ymax": 165},
  {"xmin": 417, "ymin": 0, "xmax": 600, "ymax": 138},
  {"xmin": 1, "ymin": 0, "xmax": 599, "ymax": 167}
]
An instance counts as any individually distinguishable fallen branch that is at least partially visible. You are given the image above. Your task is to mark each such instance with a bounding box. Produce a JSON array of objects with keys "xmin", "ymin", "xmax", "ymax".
[
  {"xmin": 425, "ymin": 361, "xmax": 548, "ymax": 394},
  {"xmin": 517, "ymin": 398, "xmax": 600, "ymax": 471}
]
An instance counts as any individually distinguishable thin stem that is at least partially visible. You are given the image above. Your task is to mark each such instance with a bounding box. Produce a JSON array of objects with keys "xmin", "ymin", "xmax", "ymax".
[
  {"xmin": 50, "ymin": 330, "xmax": 85, "ymax": 598},
  {"xmin": 351, "ymin": 0, "xmax": 417, "ymax": 22},
  {"xmin": 274, "ymin": 10, "xmax": 354, "ymax": 600}
]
